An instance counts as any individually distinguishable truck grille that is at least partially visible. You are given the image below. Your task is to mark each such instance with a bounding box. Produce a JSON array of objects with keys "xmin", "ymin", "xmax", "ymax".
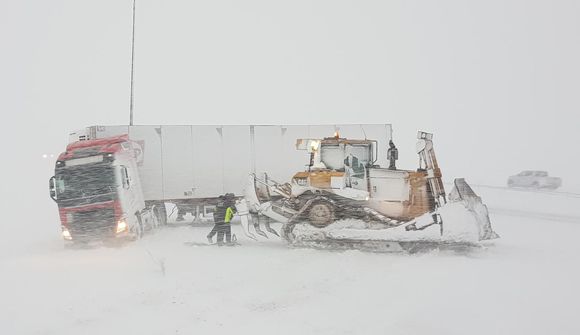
[{"xmin": 69, "ymin": 208, "xmax": 116, "ymax": 240}]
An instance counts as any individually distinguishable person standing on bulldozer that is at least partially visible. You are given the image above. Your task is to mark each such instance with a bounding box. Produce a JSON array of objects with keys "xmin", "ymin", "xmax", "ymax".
[
  {"xmin": 387, "ymin": 140, "xmax": 398, "ymax": 170},
  {"xmin": 207, "ymin": 193, "xmax": 236, "ymax": 246}
]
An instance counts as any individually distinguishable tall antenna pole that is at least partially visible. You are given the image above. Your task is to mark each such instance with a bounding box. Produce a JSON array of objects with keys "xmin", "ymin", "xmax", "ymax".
[{"xmin": 129, "ymin": 0, "xmax": 136, "ymax": 126}]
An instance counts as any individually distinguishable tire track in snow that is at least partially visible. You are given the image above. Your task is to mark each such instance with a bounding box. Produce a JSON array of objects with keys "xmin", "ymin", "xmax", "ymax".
[
  {"xmin": 444, "ymin": 182, "xmax": 580, "ymax": 223},
  {"xmin": 471, "ymin": 184, "xmax": 580, "ymax": 199},
  {"xmin": 488, "ymin": 208, "xmax": 580, "ymax": 224}
]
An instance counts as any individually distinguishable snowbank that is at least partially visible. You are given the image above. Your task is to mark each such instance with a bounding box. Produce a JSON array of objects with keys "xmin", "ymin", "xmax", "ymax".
[{"xmin": 1, "ymin": 187, "xmax": 579, "ymax": 334}]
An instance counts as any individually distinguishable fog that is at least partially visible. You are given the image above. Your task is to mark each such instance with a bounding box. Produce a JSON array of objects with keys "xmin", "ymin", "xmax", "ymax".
[
  {"xmin": 2, "ymin": 0, "xmax": 579, "ymax": 190},
  {"xmin": 0, "ymin": 1, "xmax": 579, "ymax": 333}
]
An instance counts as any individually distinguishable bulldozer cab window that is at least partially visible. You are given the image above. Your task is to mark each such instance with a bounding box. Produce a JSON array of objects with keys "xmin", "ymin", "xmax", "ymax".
[
  {"xmin": 349, "ymin": 155, "xmax": 365, "ymax": 174},
  {"xmin": 321, "ymin": 143, "xmax": 372, "ymax": 171},
  {"xmin": 346, "ymin": 144, "xmax": 371, "ymax": 167},
  {"xmin": 320, "ymin": 144, "xmax": 345, "ymax": 170}
]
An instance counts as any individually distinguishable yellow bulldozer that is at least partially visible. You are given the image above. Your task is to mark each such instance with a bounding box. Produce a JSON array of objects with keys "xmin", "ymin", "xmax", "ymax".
[{"xmin": 236, "ymin": 131, "xmax": 498, "ymax": 252}]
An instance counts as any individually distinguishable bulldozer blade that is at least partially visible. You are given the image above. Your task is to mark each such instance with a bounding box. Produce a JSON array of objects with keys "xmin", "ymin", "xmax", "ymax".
[
  {"xmin": 449, "ymin": 178, "xmax": 499, "ymax": 241},
  {"xmin": 254, "ymin": 222, "xmax": 269, "ymax": 238},
  {"xmin": 240, "ymin": 215, "xmax": 257, "ymax": 240},
  {"xmin": 264, "ymin": 222, "xmax": 280, "ymax": 237}
]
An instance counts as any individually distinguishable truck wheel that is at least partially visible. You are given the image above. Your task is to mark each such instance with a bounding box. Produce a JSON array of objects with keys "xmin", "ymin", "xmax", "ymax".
[
  {"xmin": 308, "ymin": 201, "xmax": 335, "ymax": 228},
  {"xmin": 154, "ymin": 203, "xmax": 167, "ymax": 226},
  {"xmin": 134, "ymin": 214, "xmax": 144, "ymax": 240}
]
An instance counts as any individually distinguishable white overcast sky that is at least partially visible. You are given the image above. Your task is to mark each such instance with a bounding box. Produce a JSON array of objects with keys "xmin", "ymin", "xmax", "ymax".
[{"xmin": 1, "ymin": 0, "xmax": 578, "ymax": 208}]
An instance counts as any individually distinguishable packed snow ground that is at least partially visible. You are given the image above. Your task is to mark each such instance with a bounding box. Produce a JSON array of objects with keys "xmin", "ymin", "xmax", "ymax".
[{"xmin": 1, "ymin": 186, "xmax": 579, "ymax": 335}]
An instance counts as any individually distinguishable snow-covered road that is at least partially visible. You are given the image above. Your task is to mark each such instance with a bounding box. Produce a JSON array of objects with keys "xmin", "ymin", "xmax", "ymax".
[{"xmin": 1, "ymin": 186, "xmax": 579, "ymax": 335}]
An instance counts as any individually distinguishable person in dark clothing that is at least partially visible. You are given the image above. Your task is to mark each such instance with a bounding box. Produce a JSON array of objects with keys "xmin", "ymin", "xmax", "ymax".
[
  {"xmin": 216, "ymin": 203, "xmax": 235, "ymax": 245},
  {"xmin": 207, "ymin": 194, "xmax": 236, "ymax": 245},
  {"xmin": 387, "ymin": 140, "xmax": 398, "ymax": 170},
  {"xmin": 207, "ymin": 196, "xmax": 224, "ymax": 243}
]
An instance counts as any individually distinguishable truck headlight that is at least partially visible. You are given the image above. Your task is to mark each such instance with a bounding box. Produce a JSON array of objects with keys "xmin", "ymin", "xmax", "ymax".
[
  {"xmin": 62, "ymin": 227, "xmax": 72, "ymax": 240},
  {"xmin": 116, "ymin": 219, "xmax": 128, "ymax": 234}
]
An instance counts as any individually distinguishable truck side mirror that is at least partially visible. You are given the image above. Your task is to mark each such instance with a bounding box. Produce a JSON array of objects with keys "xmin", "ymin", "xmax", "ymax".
[{"xmin": 49, "ymin": 176, "xmax": 57, "ymax": 202}]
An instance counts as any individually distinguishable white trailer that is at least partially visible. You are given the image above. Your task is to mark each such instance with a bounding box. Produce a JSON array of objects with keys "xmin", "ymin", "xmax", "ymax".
[{"xmin": 65, "ymin": 124, "xmax": 392, "ymax": 223}]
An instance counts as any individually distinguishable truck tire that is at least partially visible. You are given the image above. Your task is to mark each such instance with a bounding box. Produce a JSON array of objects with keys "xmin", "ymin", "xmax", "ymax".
[
  {"xmin": 134, "ymin": 214, "xmax": 144, "ymax": 240},
  {"xmin": 308, "ymin": 201, "xmax": 335, "ymax": 228},
  {"xmin": 154, "ymin": 203, "xmax": 167, "ymax": 226}
]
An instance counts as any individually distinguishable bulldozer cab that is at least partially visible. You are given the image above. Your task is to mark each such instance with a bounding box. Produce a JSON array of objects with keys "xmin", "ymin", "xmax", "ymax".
[
  {"xmin": 319, "ymin": 139, "xmax": 375, "ymax": 172},
  {"xmin": 295, "ymin": 137, "xmax": 377, "ymax": 190},
  {"xmin": 319, "ymin": 138, "xmax": 375, "ymax": 191},
  {"xmin": 296, "ymin": 137, "xmax": 376, "ymax": 171}
]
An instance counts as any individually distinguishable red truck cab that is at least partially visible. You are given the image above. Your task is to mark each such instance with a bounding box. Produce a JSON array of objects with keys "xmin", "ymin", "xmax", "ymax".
[{"xmin": 49, "ymin": 135, "xmax": 156, "ymax": 245}]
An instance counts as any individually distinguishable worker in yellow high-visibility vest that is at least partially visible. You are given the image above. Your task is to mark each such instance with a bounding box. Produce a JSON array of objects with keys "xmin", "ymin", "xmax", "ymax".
[{"xmin": 207, "ymin": 193, "xmax": 236, "ymax": 245}]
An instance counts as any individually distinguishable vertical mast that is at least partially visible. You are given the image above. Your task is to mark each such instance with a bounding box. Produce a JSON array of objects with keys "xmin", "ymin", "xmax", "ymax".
[{"xmin": 129, "ymin": 0, "xmax": 136, "ymax": 126}]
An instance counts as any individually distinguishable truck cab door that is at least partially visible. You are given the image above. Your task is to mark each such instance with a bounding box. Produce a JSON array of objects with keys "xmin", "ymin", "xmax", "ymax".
[{"xmin": 119, "ymin": 165, "xmax": 138, "ymax": 219}]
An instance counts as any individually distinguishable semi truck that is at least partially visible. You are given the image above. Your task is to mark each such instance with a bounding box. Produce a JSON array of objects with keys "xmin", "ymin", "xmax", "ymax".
[{"xmin": 49, "ymin": 124, "xmax": 392, "ymax": 245}]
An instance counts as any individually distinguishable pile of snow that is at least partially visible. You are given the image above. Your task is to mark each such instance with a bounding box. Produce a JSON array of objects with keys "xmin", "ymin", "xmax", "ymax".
[{"xmin": 1, "ymin": 187, "xmax": 579, "ymax": 334}]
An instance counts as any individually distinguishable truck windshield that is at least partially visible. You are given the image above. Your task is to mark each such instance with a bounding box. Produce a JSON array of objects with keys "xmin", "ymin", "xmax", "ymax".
[{"xmin": 55, "ymin": 164, "xmax": 116, "ymax": 201}]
